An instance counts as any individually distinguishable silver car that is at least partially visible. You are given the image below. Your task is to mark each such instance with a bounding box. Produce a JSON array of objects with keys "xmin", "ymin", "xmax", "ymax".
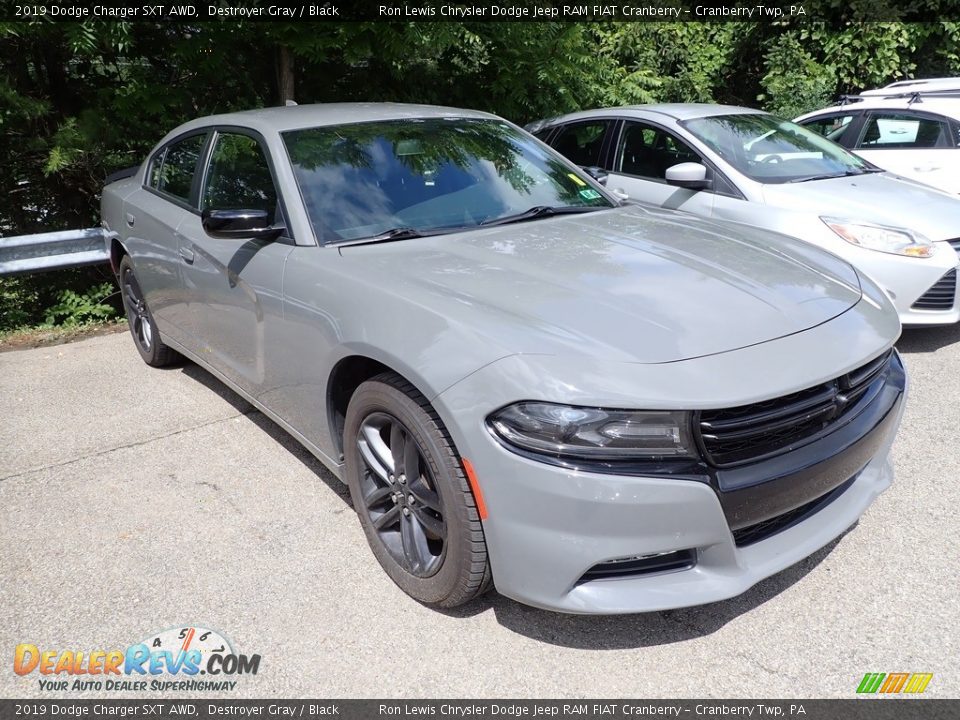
[
  {"xmin": 102, "ymin": 104, "xmax": 906, "ymax": 614},
  {"xmin": 529, "ymin": 104, "xmax": 960, "ymax": 326}
]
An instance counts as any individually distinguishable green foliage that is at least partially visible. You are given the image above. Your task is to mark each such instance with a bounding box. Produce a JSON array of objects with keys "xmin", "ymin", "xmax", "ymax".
[
  {"xmin": 43, "ymin": 282, "xmax": 117, "ymax": 327},
  {"xmin": 0, "ymin": 276, "xmax": 41, "ymax": 329},
  {"xmin": 760, "ymin": 33, "xmax": 837, "ymax": 118},
  {"xmin": 800, "ymin": 22, "xmax": 918, "ymax": 91},
  {"xmin": 0, "ymin": 268, "xmax": 121, "ymax": 332},
  {"xmin": 4, "ymin": 18, "xmax": 960, "ymax": 332}
]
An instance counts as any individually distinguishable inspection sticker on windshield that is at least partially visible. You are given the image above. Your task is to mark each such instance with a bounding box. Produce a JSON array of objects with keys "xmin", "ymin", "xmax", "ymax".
[
  {"xmin": 568, "ymin": 173, "xmax": 587, "ymax": 186},
  {"xmin": 578, "ymin": 188, "xmax": 602, "ymax": 200}
]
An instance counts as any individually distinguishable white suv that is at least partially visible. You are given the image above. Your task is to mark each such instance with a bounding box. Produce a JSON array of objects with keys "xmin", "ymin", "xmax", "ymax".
[{"xmin": 796, "ymin": 78, "xmax": 960, "ymax": 195}]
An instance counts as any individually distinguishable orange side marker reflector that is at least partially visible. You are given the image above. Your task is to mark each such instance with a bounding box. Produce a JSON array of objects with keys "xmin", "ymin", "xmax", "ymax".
[{"xmin": 461, "ymin": 458, "xmax": 489, "ymax": 521}]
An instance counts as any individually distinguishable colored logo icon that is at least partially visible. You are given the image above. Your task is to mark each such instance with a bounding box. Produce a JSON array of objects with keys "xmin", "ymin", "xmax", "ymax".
[{"xmin": 857, "ymin": 673, "xmax": 933, "ymax": 694}]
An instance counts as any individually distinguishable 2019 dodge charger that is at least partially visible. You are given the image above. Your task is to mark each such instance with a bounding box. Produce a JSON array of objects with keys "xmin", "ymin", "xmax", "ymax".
[{"xmin": 101, "ymin": 104, "xmax": 906, "ymax": 613}]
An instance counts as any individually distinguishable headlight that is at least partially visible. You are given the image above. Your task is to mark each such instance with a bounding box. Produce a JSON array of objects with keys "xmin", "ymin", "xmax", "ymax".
[
  {"xmin": 487, "ymin": 402, "xmax": 695, "ymax": 459},
  {"xmin": 821, "ymin": 217, "xmax": 933, "ymax": 258}
]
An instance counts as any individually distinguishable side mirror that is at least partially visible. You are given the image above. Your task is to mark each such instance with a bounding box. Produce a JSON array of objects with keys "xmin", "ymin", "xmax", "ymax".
[
  {"xmin": 580, "ymin": 165, "xmax": 609, "ymax": 186},
  {"xmin": 665, "ymin": 162, "xmax": 709, "ymax": 190},
  {"xmin": 202, "ymin": 209, "xmax": 283, "ymax": 241}
]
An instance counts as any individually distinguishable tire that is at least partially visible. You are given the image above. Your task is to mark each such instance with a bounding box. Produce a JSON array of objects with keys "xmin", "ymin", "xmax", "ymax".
[
  {"xmin": 118, "ymin": 255, "xmax": 179, "ymax": 367},
  {"xmin": 344, "ymin": 372, "xmax": 492, "ymax": 607}
]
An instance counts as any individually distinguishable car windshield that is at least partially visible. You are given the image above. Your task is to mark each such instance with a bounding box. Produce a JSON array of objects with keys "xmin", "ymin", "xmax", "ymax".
[
  {"xmin": 683, "ymin": 113, "xmax": 873, "ymax": 184},
  {"xmin": 282, "ymin": 118, "xmax": 614, "ymax": 244}
]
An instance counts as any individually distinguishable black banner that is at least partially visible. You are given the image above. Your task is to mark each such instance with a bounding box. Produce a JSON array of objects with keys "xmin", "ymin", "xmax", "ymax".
[
  {"xmin": 0, "ymin": 700, "xmax": 956, "ymax": 720},
  {"xmin": 4, "ymin": 0, "xmax": 960, "ymax": 23}
]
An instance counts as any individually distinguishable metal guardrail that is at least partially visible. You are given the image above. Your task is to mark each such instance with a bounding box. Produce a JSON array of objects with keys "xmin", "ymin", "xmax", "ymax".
[{"xmin": 0, "ymin": 227, "xmax": 108, "ymax": 276}]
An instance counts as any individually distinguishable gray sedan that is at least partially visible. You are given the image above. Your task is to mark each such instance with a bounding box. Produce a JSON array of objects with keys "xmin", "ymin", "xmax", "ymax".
[{"xmin": 102, "ymin": 104, "xmax": 905, "ymax": 613}]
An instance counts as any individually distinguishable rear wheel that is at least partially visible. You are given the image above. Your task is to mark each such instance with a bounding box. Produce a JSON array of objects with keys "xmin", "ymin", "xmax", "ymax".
[
  {"xmin": 344, "ymin": 372, "xmax": 491, "ymax": 607},
  {"xmin": 119, "ymin": 256, "xmax": 179, "ymax": 367}
]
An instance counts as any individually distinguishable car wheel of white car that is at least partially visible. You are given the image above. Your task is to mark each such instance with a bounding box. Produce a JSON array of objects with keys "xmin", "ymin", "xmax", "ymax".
[
  {"xmin": 344, "ymin": 372, "xmax": 492, "ymax": 607},
  {"xmin": 119, "ymin": 256, "xmax": 179, "ymax": 367}
]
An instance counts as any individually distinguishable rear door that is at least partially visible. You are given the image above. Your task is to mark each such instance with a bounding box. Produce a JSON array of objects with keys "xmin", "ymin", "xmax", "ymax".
[
  {"xmin": 175, "ymin": 128, "xmax": 295, "ymax": 396},
  {"xmin": 544, "ymin": 119, "xmax": 616, "ymax": 171},
  {"xmin": 123, "ymin": 131, "xmax": 209, "ymax": 343},
  {"xmin": 852, "ymin": 110, "xmax": 960, "ymax": 192}
]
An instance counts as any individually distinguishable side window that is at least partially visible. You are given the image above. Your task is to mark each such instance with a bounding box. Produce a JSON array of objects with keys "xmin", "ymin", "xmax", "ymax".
[
  {"xmin": 549, "ymin": 121, "xmax": 613, "ymax": 168},
  {"xmin": 202, "ymin": 132, "xmax": 278, "ymax": 220},
  {"xmin": 801, "ymin": 114, "xmax": 855, "ymax": 143},
  {"xmin": 532, "ymin": 129, "xmax": 554, "ymax": 142},
  {"xmin": 616, "ymin": 121, "xmax": 701, "ymax": 180},
  {"xmin": 858, "ymin": 112, "xmax": 951, "ymax": 149},
  {"xmin": 156, "ymin": 134, "xmax": 206, "ymax": 202}
]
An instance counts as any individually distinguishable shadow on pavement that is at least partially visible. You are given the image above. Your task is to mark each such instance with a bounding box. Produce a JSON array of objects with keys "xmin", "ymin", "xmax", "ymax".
[
  {"xmin": 896, "ymin": 322, "xmax": 960, "ymax": 354},
  {"xmin": 178, "ymin": 363, "xmax": 351, "ymax": 505}
]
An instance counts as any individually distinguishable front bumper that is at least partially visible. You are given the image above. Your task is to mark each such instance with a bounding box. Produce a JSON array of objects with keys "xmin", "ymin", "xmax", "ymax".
[
  {"xmin": 435, "ymin": 342, "xmax": 906, "ymax": 614},
  {"xmin": 851, "ymin": 241, "xmax": 960, "ymax": 325}
]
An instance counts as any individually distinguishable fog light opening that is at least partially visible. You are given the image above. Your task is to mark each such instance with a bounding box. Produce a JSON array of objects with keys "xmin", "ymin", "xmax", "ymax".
[{"xmin": 577, "ymin": 549, "xmax": 696, "ymax": 584}]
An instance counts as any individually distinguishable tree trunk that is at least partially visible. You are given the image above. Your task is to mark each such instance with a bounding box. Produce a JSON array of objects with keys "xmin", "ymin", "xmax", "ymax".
[{"xmin": 277, "ymin": 46, "xmax": 295, "ymax": 105}]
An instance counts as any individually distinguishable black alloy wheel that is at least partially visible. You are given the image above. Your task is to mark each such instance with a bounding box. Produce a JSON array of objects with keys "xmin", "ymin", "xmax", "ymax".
[{"xmin": 344, "ymin": 372, "xmax": 491, "ymax": 607}]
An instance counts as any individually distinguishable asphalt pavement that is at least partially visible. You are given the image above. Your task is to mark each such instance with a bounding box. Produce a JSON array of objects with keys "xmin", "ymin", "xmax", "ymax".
[{"xmin": 2, "ymin": 325, "xmax": 958, "ymax": 698}]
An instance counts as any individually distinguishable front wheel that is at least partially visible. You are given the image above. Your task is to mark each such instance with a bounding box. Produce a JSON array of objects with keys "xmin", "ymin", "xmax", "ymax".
[
  {"xmin": 344, "ymin": 372, "xmax": 491, "ymax": 607},
  {"xmin": 119, "ymin": 255, "xmax": 179, "ymax": 367}
]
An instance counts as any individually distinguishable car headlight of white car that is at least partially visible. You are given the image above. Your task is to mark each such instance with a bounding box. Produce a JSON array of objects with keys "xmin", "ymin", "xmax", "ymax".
[
  {"xmin": 821, "ymin": 217, "xmax": 934, "ymax": 258},
  {"xmin": 488, "ymin": 402, "xmax": 695, "ymax": 459}
]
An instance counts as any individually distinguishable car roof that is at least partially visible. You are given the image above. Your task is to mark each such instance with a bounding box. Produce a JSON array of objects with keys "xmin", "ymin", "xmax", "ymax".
[
  {"xmin": 534, "ymin": 104, "xmax": 766, "ymax": 129},
  {"xmin": 862, "ymin": 77, "xmax": 960, "ymax": 96},
  {"xmin": 168, "ymin": 102, "xmax": 501, "ymax": 136},
  {"xmin": 797, "ymin": 95, "xmax": 960, "ymax": 121}
]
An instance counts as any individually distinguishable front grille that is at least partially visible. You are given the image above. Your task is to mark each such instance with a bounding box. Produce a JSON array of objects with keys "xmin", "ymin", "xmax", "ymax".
[
  {"xmin": 732, "ymin": 475, "xmax": 856, "ymax": 547},
  {"xmin": 947, "ymin": 237, "xmax": 960, "ymax": 254},
  {"xmin": 911, "ymin": 268, "xmax": 957, "ymax": 310},
  {"xmin": 577, "ymin": 549, "xmax": 696, "ymax": 584},
  {"xmin": 696, "ymin": 350, "xmax": 893, "ymax": 467}
]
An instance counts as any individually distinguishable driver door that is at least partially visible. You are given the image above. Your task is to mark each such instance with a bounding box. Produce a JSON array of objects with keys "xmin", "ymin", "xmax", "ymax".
[
  {"xmin": 176, "ymin": 129, "xmax": 294, "ymax": 396},
  {"xmin": 605, "ymin": 121, "xmax": 716, "ymax": 217}
]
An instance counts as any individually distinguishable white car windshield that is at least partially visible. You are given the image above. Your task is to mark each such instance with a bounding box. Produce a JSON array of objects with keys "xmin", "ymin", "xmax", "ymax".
[
  {"xmin": 282, "ymin": 118, "xmax": 614, "ymax": 243},
  {"xmin": 683, "ymin": 113, "xmax": 874, "ymax": 184}
]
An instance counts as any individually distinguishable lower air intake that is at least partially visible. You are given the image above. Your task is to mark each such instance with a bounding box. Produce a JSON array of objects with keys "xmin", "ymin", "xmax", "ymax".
[
  {"xmin": 732, "ymin": 475, "xmax": 857, "ymax": 547},
  {"xmin": 577, "ymin": 549, "xmax": 696, "ymax": 584},
  {"xmin": 911, "ymin": 268, "xmax": 957, "ymax": 310}
]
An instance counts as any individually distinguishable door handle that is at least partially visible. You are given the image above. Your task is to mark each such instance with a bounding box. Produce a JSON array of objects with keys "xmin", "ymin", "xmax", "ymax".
[
  {"xmin": 178, "ymin": 246, "xmax": 195, "ymax": 264},
  {"xmin": 125, "ymin": 213, "xmax": 135, "ymax": 227}
]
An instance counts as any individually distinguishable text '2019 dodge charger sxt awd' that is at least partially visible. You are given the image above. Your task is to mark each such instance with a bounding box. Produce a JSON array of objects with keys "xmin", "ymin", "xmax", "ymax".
[{"xmin": 101, "ymin": 104, "xmax": 906, "ymax": 614}]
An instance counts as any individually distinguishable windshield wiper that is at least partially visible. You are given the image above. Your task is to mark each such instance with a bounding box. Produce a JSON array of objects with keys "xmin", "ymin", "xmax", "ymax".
[
  {"xmin": 480, "ymin": 205, "xmax": 604, "ymax": 227},
  {"xmin": 787, "ymin": 169, "xmax": 868, "ymax": 184},
  {"xmin": 330, "ymin": 226, "xmax": 448, "ymax": 248}
]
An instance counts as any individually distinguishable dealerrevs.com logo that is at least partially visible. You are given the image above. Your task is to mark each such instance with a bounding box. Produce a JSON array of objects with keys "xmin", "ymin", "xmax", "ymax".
[{"xmin": 14, "ymin": 626, "xmax": 260, "ymax": 692}]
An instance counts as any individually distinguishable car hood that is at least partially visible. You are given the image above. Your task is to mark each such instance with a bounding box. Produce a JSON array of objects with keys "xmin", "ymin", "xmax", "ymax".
[
  {"xmin": 338, "ymin": 205, "xmax": 863, "ymax": 364},
  {"xmin": 761, "ymin": 171, "xmax": 960, "ymax": 241}
]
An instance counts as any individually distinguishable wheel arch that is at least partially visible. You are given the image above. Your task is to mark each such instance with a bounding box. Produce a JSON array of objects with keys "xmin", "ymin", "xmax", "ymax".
[
  {"xmin": 326, "ymin": 352, "xmax": 441, "ymax": 461},
  {"xmin": 109, "ymin": 237, "xmax": 129, "ymax": 275}
]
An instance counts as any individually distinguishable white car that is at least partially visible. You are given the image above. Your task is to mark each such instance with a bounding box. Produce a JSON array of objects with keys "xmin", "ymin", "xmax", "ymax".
[
  {"xmin": 529, "ymin": 104, "xmax": 960, "ymax": 325},
  {"xmin": 795, "ymin": 78, "xmax": 960, "ymax": 195}
]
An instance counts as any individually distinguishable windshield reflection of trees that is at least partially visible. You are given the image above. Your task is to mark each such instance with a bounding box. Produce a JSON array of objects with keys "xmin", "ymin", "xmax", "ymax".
[
  {"xmin": 688, "ymin": 115, "xmax": 866, "ymax": 181},
  {"xmin": 284, "ymin": 119, "xmax": 602, "ymax": 241}
]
